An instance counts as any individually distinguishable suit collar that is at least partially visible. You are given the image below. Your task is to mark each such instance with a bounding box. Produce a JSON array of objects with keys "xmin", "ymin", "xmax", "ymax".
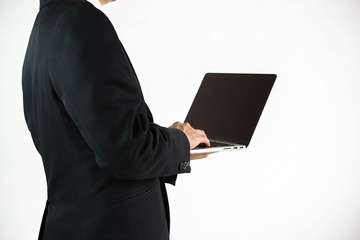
[{"xmin": 40, "ymin": 0, "xmax": 55, "ymax": 9}]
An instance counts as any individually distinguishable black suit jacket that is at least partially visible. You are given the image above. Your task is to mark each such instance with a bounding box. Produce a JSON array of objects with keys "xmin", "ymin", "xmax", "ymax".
[{"xmin": 22, "ymin": 0, "xmax": 191, "ymax": 239}]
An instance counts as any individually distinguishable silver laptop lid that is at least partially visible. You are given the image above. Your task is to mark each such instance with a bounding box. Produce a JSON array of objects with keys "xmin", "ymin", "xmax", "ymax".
[{"xmin": 185, "ymin": 73, "xmax": 276, "ymax": 147}]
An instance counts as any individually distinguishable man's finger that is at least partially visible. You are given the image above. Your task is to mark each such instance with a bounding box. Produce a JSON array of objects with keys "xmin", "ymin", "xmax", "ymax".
[
  {"xmin": 190, "ymin": 151, "xmax": 217, "ymax": 160},
  {"xmin": 200, "ymin": 131, "xmax": 210, "ymax": 147}
]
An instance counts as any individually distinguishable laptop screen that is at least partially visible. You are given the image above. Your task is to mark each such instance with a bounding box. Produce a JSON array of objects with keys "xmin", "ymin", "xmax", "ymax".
[{"xmin": 185, "ymin": 73, "xmax": 276, "ymax": 146}]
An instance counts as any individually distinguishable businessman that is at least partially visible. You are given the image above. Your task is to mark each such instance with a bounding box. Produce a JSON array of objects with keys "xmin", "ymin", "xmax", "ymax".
[{"xmin": 22, "ymin": 0, "xmax": 210, "ymax": 239}]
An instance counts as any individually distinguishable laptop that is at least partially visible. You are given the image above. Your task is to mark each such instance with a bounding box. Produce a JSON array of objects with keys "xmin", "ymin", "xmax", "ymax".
[{"xmin": 186, "ymin": 73, "xmax": 276, "ymax": 154}]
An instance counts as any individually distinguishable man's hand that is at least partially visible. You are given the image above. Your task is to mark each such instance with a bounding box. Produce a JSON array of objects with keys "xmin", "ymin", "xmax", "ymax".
[
  {"xmin": 169, "ymin": 121, "xmax": 210, "ymax": 149},
  {"xmin": 190, "ymin": 152, "xmax": 216, "ymax": 160}
]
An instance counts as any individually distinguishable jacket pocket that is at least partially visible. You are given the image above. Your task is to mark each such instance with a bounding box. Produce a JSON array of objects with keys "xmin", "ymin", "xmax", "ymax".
[{"xmin": 109, "ymin": 185, "xmax": 155, "ymax": 207}]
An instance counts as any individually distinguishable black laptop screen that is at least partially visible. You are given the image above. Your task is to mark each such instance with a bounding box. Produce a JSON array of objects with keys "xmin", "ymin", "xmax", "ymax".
[{"xmin": 185, "ymin": 73, "xmax": 276, "ymax": 146}]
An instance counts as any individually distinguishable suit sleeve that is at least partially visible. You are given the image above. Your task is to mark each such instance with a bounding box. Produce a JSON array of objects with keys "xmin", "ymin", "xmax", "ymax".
[{"xmin": 48, "ymin": 3, "xmax": 190, "ymax": 180}]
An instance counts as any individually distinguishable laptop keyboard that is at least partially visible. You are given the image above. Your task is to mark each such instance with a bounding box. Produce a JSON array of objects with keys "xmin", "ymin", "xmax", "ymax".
[
  {"xmin": 194, "ymin": 141, "xmax": 233, "ymax": 148},
  {"xmin": 209, "ymin": 140, "xmax": 233, "ymax": 147}
]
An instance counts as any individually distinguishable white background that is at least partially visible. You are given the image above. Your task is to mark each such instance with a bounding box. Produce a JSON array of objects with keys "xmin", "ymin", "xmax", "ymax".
[{"xmin": 1, "ymin": 0, "xmax": 360, "ymax": 239}]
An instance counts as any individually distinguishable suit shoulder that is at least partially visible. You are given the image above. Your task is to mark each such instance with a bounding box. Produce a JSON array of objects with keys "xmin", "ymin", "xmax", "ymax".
[
  {"xmin": 49, "ymin": 0, "xmax": 117, "ymax": 44},
  {"xmin": 52, "ymin": 0, "xmax": 112, "ymax": 32}
]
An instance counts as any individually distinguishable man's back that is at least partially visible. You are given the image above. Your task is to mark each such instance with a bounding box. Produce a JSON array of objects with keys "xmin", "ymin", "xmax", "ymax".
[{"xmin": 22, "ymin": 0, "xmax": 191, "ymax": 239}]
